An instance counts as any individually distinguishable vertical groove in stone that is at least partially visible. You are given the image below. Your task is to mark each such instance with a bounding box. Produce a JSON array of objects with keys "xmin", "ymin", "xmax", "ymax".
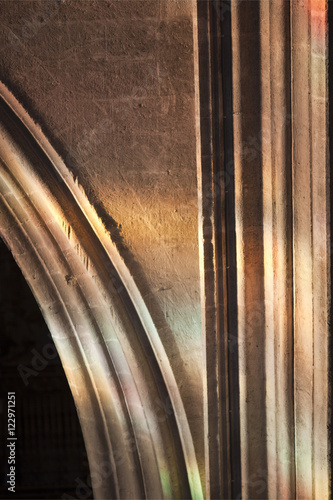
[
  {"xmin": 232, "ymin": 1, "xmax": 268, "ymax": 498},
  {"xmin": 195, "ymin": 2, "xmax": 224, "ymax": 497},
  {"xmin": 220, "ymin": 1, "xmax": 242, "ymax": 497},
  {"xmin": 195, "ymin": 1, "xmax": 241, "ymax": 497},
  {"xmin": 231, "ymin": 1, "xmax": 248, "ymax": 493},
  {"xmin": 210, "ymin": 3, "xmax": 232, "ymax": 496}
]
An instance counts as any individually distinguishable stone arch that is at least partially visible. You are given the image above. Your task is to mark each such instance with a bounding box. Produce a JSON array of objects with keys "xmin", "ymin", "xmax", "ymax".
[{"xmin": 0, "ymin": 82, "xmax": 203, "ymax": 500}]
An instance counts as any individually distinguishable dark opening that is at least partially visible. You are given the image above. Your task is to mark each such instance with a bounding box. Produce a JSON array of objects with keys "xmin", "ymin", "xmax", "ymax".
[{"xmin": 0, "ymin": 238, "xmax": 93, "ymax": 499}]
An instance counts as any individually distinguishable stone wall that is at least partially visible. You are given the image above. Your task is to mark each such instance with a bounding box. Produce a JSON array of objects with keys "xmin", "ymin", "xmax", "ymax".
[{"xmin": 0, "ymin": 0, "xmax": 205, "ymax": 496}]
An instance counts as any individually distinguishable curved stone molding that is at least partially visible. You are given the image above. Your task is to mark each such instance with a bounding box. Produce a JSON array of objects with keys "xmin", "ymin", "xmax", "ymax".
[{"xmin": 0, "ymin": 82, "xmax": 204, "ymax": 500}]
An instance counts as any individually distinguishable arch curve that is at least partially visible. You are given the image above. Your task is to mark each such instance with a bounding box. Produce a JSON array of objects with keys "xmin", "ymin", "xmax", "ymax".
[{"xmin": 0, "ymin": 82, "xmax": 203, "ymax": 500}]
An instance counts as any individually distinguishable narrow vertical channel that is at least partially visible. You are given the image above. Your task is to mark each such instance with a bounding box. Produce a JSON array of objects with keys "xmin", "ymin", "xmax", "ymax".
[{"xmin": 219, "ymin": 1, "xmax": 242, "ymax": 497}]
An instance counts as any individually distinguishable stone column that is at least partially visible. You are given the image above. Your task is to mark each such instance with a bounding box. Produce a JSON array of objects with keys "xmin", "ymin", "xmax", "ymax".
[
  {"xmin": 291, "ymin": 0, "xmax": 329, "ymax": 498},
  {"xmin": 229, "ymin": 0, "xmax": 329, "ymax": 498}
]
